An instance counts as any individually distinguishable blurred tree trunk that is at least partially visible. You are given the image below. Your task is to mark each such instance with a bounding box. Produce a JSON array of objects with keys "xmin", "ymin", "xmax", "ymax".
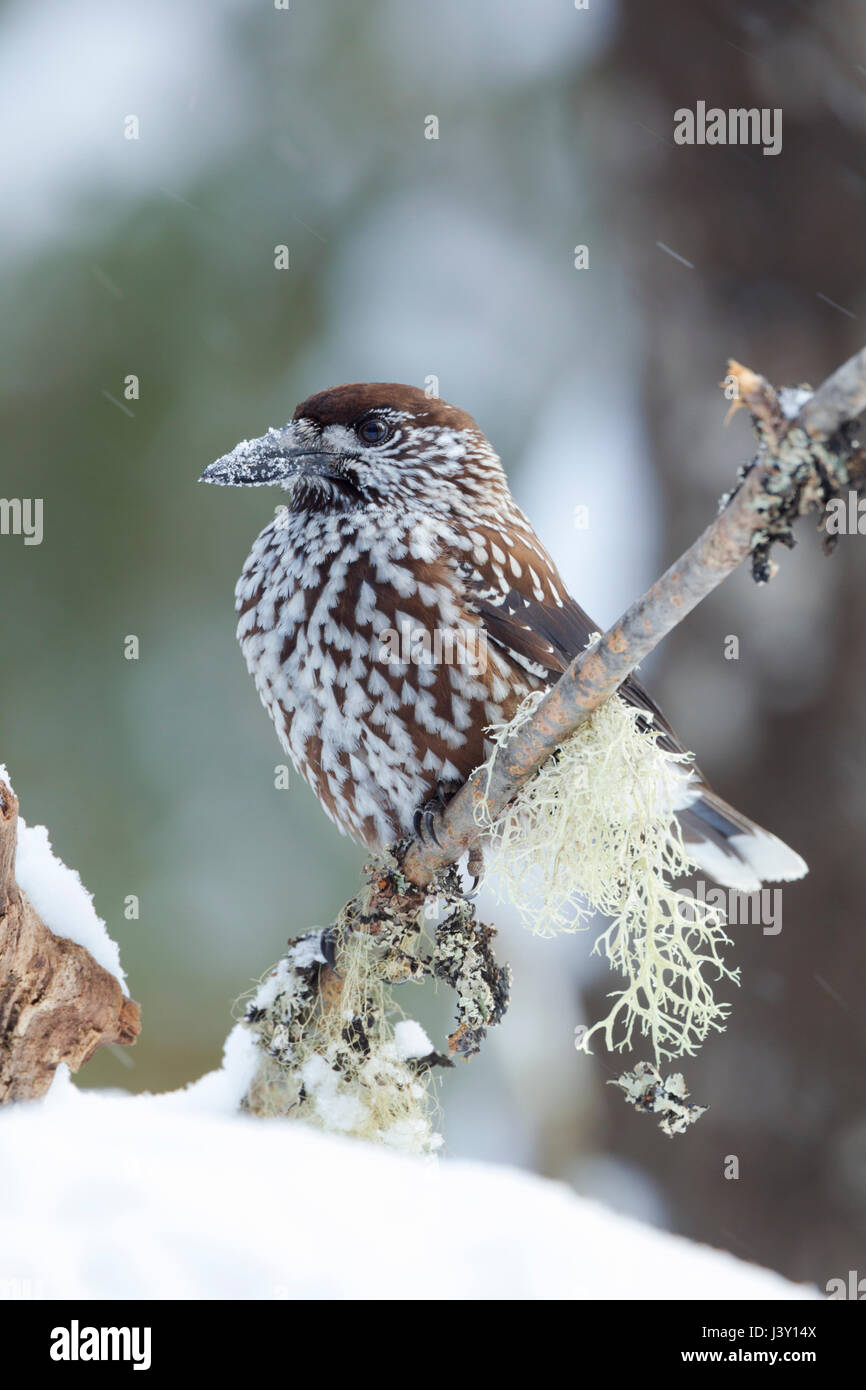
[{"xmin": 583, "ymin": 0, "xmax": 866, "ymax": 1284}]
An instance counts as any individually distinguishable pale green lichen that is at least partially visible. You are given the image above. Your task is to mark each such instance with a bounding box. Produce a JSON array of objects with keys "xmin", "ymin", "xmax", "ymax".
[{"xmin": 475, "ymin": 688, "xmax": 739, "ymax": 1061}]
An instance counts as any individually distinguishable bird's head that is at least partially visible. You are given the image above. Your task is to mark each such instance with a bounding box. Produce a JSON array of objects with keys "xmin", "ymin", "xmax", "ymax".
[{"xmin": 200, "ymin": 382, "xmax": 507, "ymax": 517}]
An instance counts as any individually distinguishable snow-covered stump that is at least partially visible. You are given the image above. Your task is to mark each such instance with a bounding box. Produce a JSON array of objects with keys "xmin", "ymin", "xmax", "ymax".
[{"xmin": 0, "ymin": 776, "xmax": 139, "ymax": 1102}]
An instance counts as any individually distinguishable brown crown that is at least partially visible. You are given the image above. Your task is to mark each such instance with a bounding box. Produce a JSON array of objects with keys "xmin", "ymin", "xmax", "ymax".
[{"xmin": 293, "ymin": 382, "xmax": 480, "ymax": 433}]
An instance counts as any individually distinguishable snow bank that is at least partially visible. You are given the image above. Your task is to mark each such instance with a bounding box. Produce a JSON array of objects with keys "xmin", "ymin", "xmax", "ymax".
[
  {"xmin": 0, "ymin": 772, "xmax": 814, "ymax": 1301},
  {"xmin": 0, "ymin": 1046, "xmax": 814, "ymax": 1301}
]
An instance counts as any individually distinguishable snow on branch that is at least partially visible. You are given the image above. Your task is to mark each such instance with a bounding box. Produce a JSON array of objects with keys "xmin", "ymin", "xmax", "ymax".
[{"xmin": 0, "ymin": 775, "xmax": 140, "ymax": 1102}]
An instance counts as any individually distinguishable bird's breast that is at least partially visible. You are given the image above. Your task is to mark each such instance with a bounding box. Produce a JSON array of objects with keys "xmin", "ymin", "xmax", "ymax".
[{"xmin": 230, "ymin": 510, "xmax": 533, "ymax": 847}]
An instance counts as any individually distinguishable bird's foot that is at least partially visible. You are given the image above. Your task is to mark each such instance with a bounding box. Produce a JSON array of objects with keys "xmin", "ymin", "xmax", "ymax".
[{"xmin": 412, "ymin": 778, "xmax": 461, "ymax": 850}]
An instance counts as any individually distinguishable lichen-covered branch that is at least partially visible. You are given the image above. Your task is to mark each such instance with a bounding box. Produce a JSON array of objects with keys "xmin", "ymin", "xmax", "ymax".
[
  {"xmin": 241, "ymin": 856, "xmax": 509, "ymax": 1145},
  {"xmin": 241, "ymin": 345, "xmax": 866, "ymax": 1124},
  {"xmin": 0, "ymin": 779, "xmax": 140, "ymax": 1102}
]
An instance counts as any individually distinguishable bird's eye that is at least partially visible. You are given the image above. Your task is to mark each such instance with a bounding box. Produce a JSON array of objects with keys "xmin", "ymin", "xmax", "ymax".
[{"xmin": 356, "ymin": 416, "xmax": 391, "ymax": 446}]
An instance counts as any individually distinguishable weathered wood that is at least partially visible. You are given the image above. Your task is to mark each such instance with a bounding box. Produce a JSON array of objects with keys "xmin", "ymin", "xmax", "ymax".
[{"xmin": 0, "ymin": 779, "xmax": 140, "ymax": 1102}]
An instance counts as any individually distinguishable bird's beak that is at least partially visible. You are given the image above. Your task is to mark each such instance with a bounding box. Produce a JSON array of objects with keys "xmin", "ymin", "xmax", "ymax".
[{"xmin": 199, "ymin": 425, "xmax": 344, "ymax": 488}]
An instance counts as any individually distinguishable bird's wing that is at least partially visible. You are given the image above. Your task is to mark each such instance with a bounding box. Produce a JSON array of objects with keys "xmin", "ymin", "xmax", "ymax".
[
  {"xmin": 453, "ymin": 517, "xmax": 807, "ymax": 890},
  {"xmin": 454, "ymin": 518, "xmax": 693, "ymax": 763}
]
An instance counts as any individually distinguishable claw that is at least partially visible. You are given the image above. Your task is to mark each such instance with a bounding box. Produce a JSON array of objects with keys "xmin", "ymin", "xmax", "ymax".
[
  {"xmin": 320, "ymin": 926, "xmax": 340, "ymax": 974},
  {"xmin": 413, "ymin": 780, "xmax": 457, "ymax": 848},
  {"xmin": 466, "ymin": 843, "xmax": 484, "ymax": 897}
]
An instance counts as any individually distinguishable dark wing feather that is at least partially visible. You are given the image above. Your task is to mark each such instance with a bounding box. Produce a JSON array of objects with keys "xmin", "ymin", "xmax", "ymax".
[
  {"xmin": 457, "ymin": 522, "xmax": 703, "ymax": 773},
  {"xmin": 453, "ymin": 517, "xmax": 806, "ymax": 889}
]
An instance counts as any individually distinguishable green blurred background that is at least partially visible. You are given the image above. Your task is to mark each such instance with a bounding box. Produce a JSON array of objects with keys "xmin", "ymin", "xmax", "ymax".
[{"xmin": 2, "ymin": 0, "xmax": 866, "ymax": 1287}]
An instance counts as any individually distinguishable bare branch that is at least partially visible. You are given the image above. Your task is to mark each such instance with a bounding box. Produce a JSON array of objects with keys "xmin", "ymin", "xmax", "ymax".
[{"xmin": 799, "ymin": 346, "xmax": 866, "ymax": 437}]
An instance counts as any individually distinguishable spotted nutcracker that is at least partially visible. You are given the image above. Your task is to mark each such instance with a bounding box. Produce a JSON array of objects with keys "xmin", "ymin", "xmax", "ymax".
[{"xmin": 200, "ymin": 382, "xmax": 806, "ymax": 891}]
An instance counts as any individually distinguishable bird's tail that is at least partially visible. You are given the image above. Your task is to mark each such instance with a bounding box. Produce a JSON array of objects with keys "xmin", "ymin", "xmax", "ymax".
[{"xmin": 677, "ymin": 790, "xmax": 808, "ymax": 892}]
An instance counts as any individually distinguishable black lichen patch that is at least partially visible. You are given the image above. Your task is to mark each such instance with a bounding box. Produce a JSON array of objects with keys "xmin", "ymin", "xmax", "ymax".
[
  {"xmin": 432, "ymin": 867, "xmax": 512, "ymax": 1058},
  {"xmin": 732, "ymin": 418, "xmax": 864, "ymax": 583},
  {"xmin": 611, "ymin": 1061, "xmax": 707, "ymax": 1138}
]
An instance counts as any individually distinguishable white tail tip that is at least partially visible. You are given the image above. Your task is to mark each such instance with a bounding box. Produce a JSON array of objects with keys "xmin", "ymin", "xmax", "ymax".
[{"xmin": 690, "ymin": 826, "xmax": 808, "ymax": 892}]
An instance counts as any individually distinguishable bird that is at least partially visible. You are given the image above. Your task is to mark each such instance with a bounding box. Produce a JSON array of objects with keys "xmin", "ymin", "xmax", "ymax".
[{"xmin": 201, "ymin": 382, "xmax": 807, "ymax": 892}]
